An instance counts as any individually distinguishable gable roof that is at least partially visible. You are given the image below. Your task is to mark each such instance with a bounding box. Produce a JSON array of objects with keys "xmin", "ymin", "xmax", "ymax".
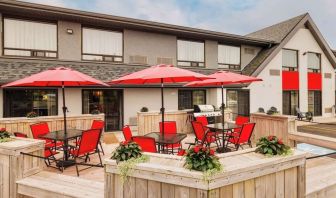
[{"xmin": 243, "ymin": 13, "xmax": 336, "ymax": 76}]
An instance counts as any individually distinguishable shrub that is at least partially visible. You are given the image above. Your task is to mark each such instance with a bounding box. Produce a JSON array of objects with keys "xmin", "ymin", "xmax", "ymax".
[
  {"xmin": 26, "ymin": 111, "xmax": 38, "ymax": 118},
  {"xmin": 0, "ymin": 128, "xmax": 12, "ymax": 143},
  {"xmin": 258, "ymin": 107, "xmax": 265, "ymax": 113},
  {"xmin": 266, "ymin": 106, "xmax": 279, "ymax": 115},
  {"xmin": 255, "ymin": 135, "xmax": 292, "ymax": 156},
  {"xmin": 140, "ymin": 107, "xmax": 149, "ymax": 112}
]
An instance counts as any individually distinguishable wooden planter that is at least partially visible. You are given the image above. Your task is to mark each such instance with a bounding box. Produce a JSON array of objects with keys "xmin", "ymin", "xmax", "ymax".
[
  {"xmin": 0, "ymin": 114, "xmax": 105, "ymax": 137},
  {"xmin": 250, "ymin": 113, "xmax": 297, "ymax": 146},
  {"xmin": 0, "ymin": 137, "xmax": 44, "ymax": 198},
  {"xmin": 105, "ymin": 148, "xmax": 307, "ymax": 198}
]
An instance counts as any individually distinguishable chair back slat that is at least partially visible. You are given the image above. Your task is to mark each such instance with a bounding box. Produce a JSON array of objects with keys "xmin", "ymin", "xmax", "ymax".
[
  {"xmin": 132, "ymin": 136, "xmax": 157, "ymax": 153},
  {"xmin": 122, "ymin": 125, "xmax": 133, "ymax": 141},
  {"xmin": 237, "ymin": 123, "xmax": 255, "ymax": 143},
  {"xmin": 195, "ymin": 116, "xmax": 208, "ymax": 126},
  {"xmin": 191, "ymin": 121, "xmax": 206, "ymax": 142},
  {"xmin": 91, "ymin": 120, "xmax": 104, "ymax": 131},
  {"xmin": 78, "ymin": 129, "xmax": 101, "ymax": 155},
  {"xmin": 14, "ymin": 132, "xmax": 28, "ymax": 138},
  {"xmin": 30, "ymin": 122, "xmax": 50, "ymax": 139},
  {"xmin": 159, "ymin": 121, "xmax": 177, "ymax": 134},
  {"xmin": 235, "ymin": 116, "xmax": 249, "ymax": 125}
]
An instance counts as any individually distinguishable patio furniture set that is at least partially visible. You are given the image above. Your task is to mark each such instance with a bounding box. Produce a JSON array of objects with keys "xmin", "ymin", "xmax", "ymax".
[{"xmin": 122, "ymin": 115, "xmax": 256, "ymax": 155}]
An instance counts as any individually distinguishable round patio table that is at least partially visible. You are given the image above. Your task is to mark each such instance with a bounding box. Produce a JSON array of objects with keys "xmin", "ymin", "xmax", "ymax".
[{"xmin": 207, "ymin": 123, "xmax": 241, "ymax": 153}]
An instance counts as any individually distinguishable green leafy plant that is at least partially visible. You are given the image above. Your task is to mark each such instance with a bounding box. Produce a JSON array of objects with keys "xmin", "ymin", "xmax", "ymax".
[
  {"xmin": 183, "ymin": 145, "xmax": 223, "ymax": 182},
  {"xmin": 255, "ymin": 135, "xmax": 292, "ymax": 156},
  {"xmin": 0, "ymin": 128, "xmax": 12, "ymax": 143},
  {"xmin": 111, "ymin": 141, "xmax": 149, "ymax": 183},
  {"xmin": 266, "ymin": 106, "xmax": 279, "ymax": 115},
  {"xmin": 26, "ymin": 111, "xmax": 38, "ymax": 118},
  {"xmin": 140, "ymin": 107, "xmax": 149, "ymax": 112}
]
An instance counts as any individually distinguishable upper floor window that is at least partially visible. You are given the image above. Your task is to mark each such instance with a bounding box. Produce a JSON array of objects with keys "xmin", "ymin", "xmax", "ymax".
[
  {"xmin": 218, "ymin": 44, "xmax": 241, "ymax": 70},
  {"xmin": 82, "ymin": 27, "xmax": 123, "ymax": 62},
  {"xmin": 307, "ymin": 52, "xmax": 321, "ymax": 73},
  {"xmin": 282, "ymin": 49, "xmax": 298, "ymax": 71},
  {"xmin": 4, "ymin": 18, "xmax": 57, "ymax": 58},
  {"xmin": 177, "ymin": 40, "xmax": 204, "ymax": 67}
]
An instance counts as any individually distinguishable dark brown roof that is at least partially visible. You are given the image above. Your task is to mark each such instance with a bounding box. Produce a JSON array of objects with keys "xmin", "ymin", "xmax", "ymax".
[
  {"xmin": 333, "ymin": 50, "xmax": 336, "ymax": 57},
  {"xmin": 242, "ymin": 14, "xmax": 308, "ymax": 76},
  {"xmin": 0, "ymin": 58, "xmax": 217, "ymax": 86}
]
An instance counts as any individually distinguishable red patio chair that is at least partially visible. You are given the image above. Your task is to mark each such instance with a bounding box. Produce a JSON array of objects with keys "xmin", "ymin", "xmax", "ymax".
[
  {"xmin": 233, "ymin": 116, "xmax": 250, "ymax": 133},
  {"xmin": 132, "ymin": 136, "xmax": 157, "ymax": 153},
  {"xmin": 195, "ymin": 116, "xmax": 221, "ymax": 146},
  {"xmin": 159, "ymin": 121, "xmax": 181, "ymax": 154},
  {"xmin": 122, "ymin": 125, "xmax": 133, "ymax": 141},
  {"xmin": 91, "ymin": 120, "xmax": 105, "ymax": 155},
  {"xmin": 13, "ymin": 132, "xmax": 28, "ymax": 138},
  {"xmin": 227, "ymin": 122, "xmax": 255, "ymax": 150},
  {"xmin": 30, "ymin": 122, "xmax": 63, "ymax": 149},
  {"xmin": 70, "ymin": 129, "xmax": 103, "ymax": 176},
  {"xmin": 190, "ymin": 121, "xmax": 219, "ymax": 148}
]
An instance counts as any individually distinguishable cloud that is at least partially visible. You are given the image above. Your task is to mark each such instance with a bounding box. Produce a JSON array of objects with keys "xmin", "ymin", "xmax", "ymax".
[{"xmin": 21, "ymin": 0, "xmax": 336, "ymax": 48}]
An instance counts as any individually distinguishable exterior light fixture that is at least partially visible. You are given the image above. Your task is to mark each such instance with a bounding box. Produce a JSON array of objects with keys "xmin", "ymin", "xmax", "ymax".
[{"xmin": 66, "ymin": 29, "xmax": 73, "ymax": 34}]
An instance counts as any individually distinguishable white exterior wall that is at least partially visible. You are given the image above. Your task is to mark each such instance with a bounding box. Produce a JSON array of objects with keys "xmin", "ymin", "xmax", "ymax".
[{"xmin": 249, "ymin": 28, "xmax": 335, "ymax": 117}]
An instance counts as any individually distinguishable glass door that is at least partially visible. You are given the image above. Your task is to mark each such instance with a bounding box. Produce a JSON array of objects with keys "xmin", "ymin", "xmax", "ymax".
[
  {"xmin": 82, "ymin": 89, "xmax": 123, "ymax": 131},
  {"xmin": 308, "ymin": 91, "xmax": 322, "ymax": 116},
  {"xmin": 227, "ymin": 89, "xmax": 250, "ymax": 119},
  {"xmin": 282, "ymin": 91, "xmax": 299, "ymax": 115}
]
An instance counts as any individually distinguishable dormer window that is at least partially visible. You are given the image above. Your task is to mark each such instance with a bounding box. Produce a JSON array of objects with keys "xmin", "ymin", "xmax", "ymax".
[
  {"xmin": 177, "ymin": 40, "xmax": 204, "ymax": 67},
  {"xmin": 218, "ymin": 44, "xmax": 241, "ymax": 70}
]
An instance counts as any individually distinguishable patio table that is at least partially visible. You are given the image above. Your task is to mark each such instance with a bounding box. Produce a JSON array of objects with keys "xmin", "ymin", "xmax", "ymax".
[
  {"xmin": 40, "ymin": 129, "xmax": 83, "ymax": 169},
  {"xmin": 207, "ymin": 123, "xmax": 241, "ymax": 153},
  {"xmin": 144, "ymin": 132, "xmax": 187, "ymax": 153}
]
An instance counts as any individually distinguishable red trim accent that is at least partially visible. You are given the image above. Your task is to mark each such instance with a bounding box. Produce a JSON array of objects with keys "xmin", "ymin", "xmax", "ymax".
[
  {"xmin": 282, "ymin": 71, "xmax": 299, "ymax": 90},
  {"xmin": 308, "ymin": 72, "xmax": 322, "ymax": 90}
]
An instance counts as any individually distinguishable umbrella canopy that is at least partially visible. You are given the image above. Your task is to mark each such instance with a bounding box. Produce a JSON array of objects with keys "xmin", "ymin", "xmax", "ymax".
[
  {"xmin": 109, "ymin": 64, "xmax": 212, "ymax": 138},
  {"xmin": 2, "ymin": 67, "xmax": 109, "ymax": 87},
  {"xmin": 109, "ymin": 64, "xmax": 211, "ymax": 84},
  {"xmin": 185, "ymin": 71, "xmax": 262, "ymax": 87}
]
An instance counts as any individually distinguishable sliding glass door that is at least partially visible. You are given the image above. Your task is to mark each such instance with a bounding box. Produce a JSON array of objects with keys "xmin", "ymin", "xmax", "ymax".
[
  {"xmin": 226, "ymin": 89, "xmax": 250, "ymax": 119},
  {"xmin": 308, "ymin": 91, "xmax": 322, "ymax": 116},
  {"xmin": 282, "ymin": 91, "xmax": 299, "ymax": 115}
]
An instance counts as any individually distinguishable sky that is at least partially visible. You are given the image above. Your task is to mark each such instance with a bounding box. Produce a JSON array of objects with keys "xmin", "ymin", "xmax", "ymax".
[{"xmin": 23, "ymin": 0, "xmax": 336, "ymax": 49}]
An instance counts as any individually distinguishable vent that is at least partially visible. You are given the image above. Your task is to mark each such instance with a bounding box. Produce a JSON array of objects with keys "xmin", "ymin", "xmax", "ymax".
[
  {"xmin": 244, "ymin": 48, "xmax": 256, "ymax": 55},
  {"xmin": 157, "ymin": 57, "xmax": 173, "ymax": 65},
  {"xmin": 129, "ymin": 55, "xmax": 147, "ymax": 64}
]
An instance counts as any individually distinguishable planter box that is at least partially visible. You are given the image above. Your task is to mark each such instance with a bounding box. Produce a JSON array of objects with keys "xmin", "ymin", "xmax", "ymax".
[
  {"xmin": 250, "ymin": 113, "xmax": 297, "ymax": 146},
  {"xmin": 0, "ymin": 114, "xmax": 105, "ymax": 137},
  {"xmin": 0, "ymin": 137, "xmax": 44, "ymax": 198},
  {"xmin": 105, "ymin": 148, "xmax": 307, "ymax": 198}
]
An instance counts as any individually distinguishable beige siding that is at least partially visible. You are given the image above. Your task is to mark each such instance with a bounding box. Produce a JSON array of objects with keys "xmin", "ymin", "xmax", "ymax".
[{"xmin": 57, "ymin": 21, "xmax": 82, "ymax": 60}]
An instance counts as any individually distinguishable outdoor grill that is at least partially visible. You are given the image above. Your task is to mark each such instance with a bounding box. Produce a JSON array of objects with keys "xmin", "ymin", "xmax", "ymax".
[{"xmin": 193, "ymin": 104, "xmax": 222, "ymax": 124}]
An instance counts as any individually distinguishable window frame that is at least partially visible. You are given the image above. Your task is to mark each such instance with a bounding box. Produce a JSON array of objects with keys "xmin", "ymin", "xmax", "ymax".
[
  {"xmin": 81, "ymin": 26, "xmax": 124, "ymax": 63},
  {"xmin": 307, "ymin": 52, "xmax": 321, "ymax": 73},
  {"xmin": 178, "ymin": 89, "xmax": 206, "ymax": 110},
  {"xmin": 282, "ymin": 48, "xmax": 299, "ymax": 71},
  {"xmin": 177, "ymin": 39, "xmax": 205, "ymax": 67},
  {"xmin": 3, "ymin": 17, "xmax": 58, "ymax": 59},
  {"xmin": 217, "ymin": 44, "xmax": 241, "ymax": 70},
  {"xmin": 3, "ymin": 88, "xmax": 58, "ymax": 117}
]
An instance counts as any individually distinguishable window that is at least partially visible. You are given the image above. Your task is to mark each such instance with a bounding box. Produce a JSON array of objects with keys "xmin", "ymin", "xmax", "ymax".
[
  {"xmin": 4, "ymin": 89, "xmax": 57, "ymax": 117},
  {"xmin": 178, "ymin": 90, "xmax": 206, "ymax": 110},
  {"xmin": 307, "ymin": 52, "xmax": 321, "ymax": 73},
  {"xmin": 226, "ymin": 90, "xmax": 250, "ymax": 119},
  {"xmin": 82, "ymin": 28, "xmax": 123, "ymax": 62},
  {"xmin": 218, "ymin": 45, "xmax": 241, "ymax": 70},
  {"xmin": 308, "ymin": 91, "xmax": 322, "ymax": 116},
  {"xmin": 282, "ymin": 49, "xmax": 298, "ymax": 71},
  {"xmin": 177, "ymin": 40, "xmax": 204, "ymax": 67},
  {"xmin": 282, "ymin": 91, "xmax": 299, "ymax": 115},
  {"xmin": 4, "ymin": 18, "xmax": 57, "ymax": 58}
]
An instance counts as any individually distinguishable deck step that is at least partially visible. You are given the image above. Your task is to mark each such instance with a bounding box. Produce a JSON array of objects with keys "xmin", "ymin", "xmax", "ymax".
[{"xmin": 16, "ymin": 171, "xmax": 104, "ymax": 198}]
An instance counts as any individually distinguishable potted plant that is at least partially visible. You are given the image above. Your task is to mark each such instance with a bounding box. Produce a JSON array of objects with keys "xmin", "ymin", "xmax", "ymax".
[
  {"xmin": 111, "ymin": 141, "xmax": 149, "ymax": 183},
  {"xmin": 183, "ymin": 145, "xmax": 223, "ymax": 182},
  {"xmin": 266, "ymin": 106, "xmax": 279, "ymax": 115},
  {"xmin": 255, "ymin": 135, "xmax": 292, "ymax": 156},
  {"xmin": 257, "ymin": 107, "xmax": 265, "ymax": 113},
  {"xmin": 26, "ymin": 111, "xmax": 38, "ymax": 118},
  {"xmin": 140, "ymin": 107, "xmax": 149, "ymax": 112},
  {"xmin": 0, "ymin": 128, "xmax": 12, "ymax": 143}
]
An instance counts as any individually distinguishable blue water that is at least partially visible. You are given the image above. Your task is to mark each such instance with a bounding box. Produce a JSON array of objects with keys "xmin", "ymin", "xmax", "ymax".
[{"xmin": 297, "ymin": 143, "xmax": 336, "ymax": 155}]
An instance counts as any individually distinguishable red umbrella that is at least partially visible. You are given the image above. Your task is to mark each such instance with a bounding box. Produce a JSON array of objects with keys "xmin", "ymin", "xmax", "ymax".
[
  {"xmin": 185, "ymin": 71, "xmax": 262, "ymax": 124},
  {"xmin": 109, "ymin": 64, "xmax": 212, "ymax": 136},
  {"xmin": 2, "ymin": 67, "xmax": 109, "ymax": 135}
]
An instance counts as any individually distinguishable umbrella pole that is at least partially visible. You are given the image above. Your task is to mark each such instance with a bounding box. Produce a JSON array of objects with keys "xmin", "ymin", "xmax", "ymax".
[
  {"xmin": 221, "ymin": 84, "xmax": 225, "ymax": 126},
  {"xmin": 62, "ymin": 82, "xmax": 67, "ymax": 135},
  {"xmin": 161, "ymin": 79, "xmax": 165, "ymax": 139}
]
